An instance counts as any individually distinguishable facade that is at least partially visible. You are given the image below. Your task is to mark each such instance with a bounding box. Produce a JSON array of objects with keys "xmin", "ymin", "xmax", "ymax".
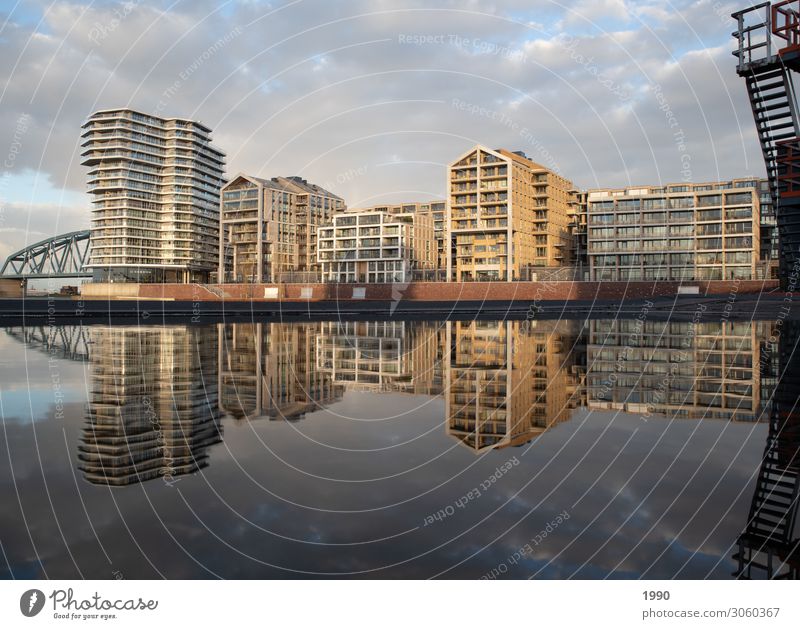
[
  {"xmin": 317, "ymin": 209, "xmax": 435, "ymax": 283},
  {"xmin": 81, "ymin": 108, "xmax": 225, "ymax": 283},
  {"xmin": 570, "ymin": 189, "xmax": 589, "ymax": 277},
  {"xmin": 447, "ymin": 145, "xmax": 574, "ymax": 282},
  {"xmin": 219, "ymin": 174, "xmax": 344, "ymax": 283},
  {"xmin": 355, "ymin": 201, "xmax": 448, "ymax": 274},
  {"xmin": 586, "ymin": 180, "xmax": 762, "ymax": 281},
  {"xmin": 756, "ymin": 178, "xmax": 780, "ymax": 278}
]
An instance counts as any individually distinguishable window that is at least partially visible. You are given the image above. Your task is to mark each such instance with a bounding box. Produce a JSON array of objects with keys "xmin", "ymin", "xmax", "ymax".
[
  {"xmin": 670, "ymin": 225, "xmax": 694, "ymax": 236},
  {"xmin": 725, "ymin": 221, "xmax": 752, "ymax": 234},
  {"xmin": 642, "ymin": 212, "xmax": 666, "ymax": 223},
  {"xmin": 595, "ymin": 255, "xmax": 617, "ymax": 266},
  {"xmin": 726, "ymin": 267, "xmax": 752, "ymax": 279},
  {"xmin": 618, "ymin": 199, "xmax": 641, "ymax": 210},
  {"xmin": 697, "ymin": 238, "xmax": 722, "ymax": 250},
  {"xmin": 725, "ymin": 207, "xmax": 752, "ymax": 220},
  {"xmin": 697, "ymin": 267, "xmax": 723, "ymax": 279},
  {"xmin": 697, "ymin": 209, "xmax": 722, "ymax": 221},
  {"xmin": 696, "ymin": 252, "xmax": 722, "ymax": 264},
  {"xmin": 670, "ymin": 253, "xmax": 693, "ymax": 265},
  {"xmin": 697, "ymin": 223, "xmax": 722, "ymax": 236},
  {"xmin": 697, "ymin": 195, "xmax": 722, "ymax": 207},
  {"xmin": 725, "ymin": 251, "xmax": 751, "ymax": 264},
  {"xmin": 725, "ymin": 236, "xmax": 753, "ymax": 249},
  {"xmin": 725, "ymin": 192, "xmax": 753, "ymax": 205},
  {"xmin": 669, "ymin": 197, "xmax": 694, "ymax": 209},
  {"xmin": 669, "ymin": 239, "xmax": 693, "ymax": 250},
  {"xmin": 643, "ymin": 198, "xmax": 666, "ymax": 209}
]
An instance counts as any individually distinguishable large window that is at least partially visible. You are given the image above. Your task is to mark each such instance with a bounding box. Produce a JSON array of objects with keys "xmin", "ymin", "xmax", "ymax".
[
  {"xmin": 725, "ymin": 236, "xmax": 753, "ymax": 249},
  {"xmin": 725, "ymin": 207, "xmax": 752, "ymax": 220},
  {"xmin": 697, "ymin": 238, "xmax": 722, "ymax": 250},
  {"xmin": 697, "ymin": 195, "xmax": 722, "ymax": 207},
  {"xmin": 725, "ymin": 192, "xmax": 753, "ymax": 205},
  {"xmin": 697, "ymin": 209, "xmax": 722, "ymax": 221},
  {"xmin": 725, "ymin": 251, "xmax": 752, "ymax": 264},
  {"xmin": 590, "ymin": 213, "xmax": 614, "ymax": 224},
  {"xmin": 642, "ymin": 198, "xmax": 666, "ymax": 209},
  {"xmin": 696, "ymin": 252, "xmax": 722, "ymax": 264},
  {"xmin": 669, "ymin": 197, "xmax": 694, "ymax": 209}
]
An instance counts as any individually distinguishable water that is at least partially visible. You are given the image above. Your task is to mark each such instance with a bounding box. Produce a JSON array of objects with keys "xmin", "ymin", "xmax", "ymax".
[{"xmin": 0, "ymin": 318, "xmax": 797, "ymax": 579}]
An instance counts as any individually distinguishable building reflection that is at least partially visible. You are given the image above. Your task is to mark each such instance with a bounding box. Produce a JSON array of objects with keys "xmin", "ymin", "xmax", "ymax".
[
  {"xmin": 586, "ymin": 320, "xmax": 770, "ymax": 422},
  {"xmin": 444, "ymin": 320, "xmax": 584, "ymax": 452},
  {"xmin": 16, "ymin": 314, "xmax": 780, "ymax": 487},
  {"xmin": 218, "ymin": 322, "xmax": 343, "ymax": 421},
  {"xmin": 315, "ymin": 321, "xmax": 442, "ymax": 395},
  {"xmin": 79, "ymin": 325, "xmax": 222, "ymax": 486}
]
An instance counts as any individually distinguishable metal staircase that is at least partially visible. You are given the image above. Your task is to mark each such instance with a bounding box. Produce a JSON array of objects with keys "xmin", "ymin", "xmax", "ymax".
[
  {"xmin": 733, "ymin": 325, "xmax": 800, "ymax": 579},
  {"xmin": 745, "ymin": 68, "xmax": 799, "ymax": 201},
  {"xmin": 734, "ymin": 1, "xmax": 800, "ymax": 283}
]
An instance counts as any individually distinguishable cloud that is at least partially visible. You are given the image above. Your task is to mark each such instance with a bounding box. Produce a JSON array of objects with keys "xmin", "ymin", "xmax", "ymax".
[{"xmin": 0, "ymin": 0, "xmax": 765, "ymax": 252}]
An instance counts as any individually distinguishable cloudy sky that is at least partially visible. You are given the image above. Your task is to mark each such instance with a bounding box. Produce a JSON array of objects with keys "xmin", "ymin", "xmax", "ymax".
[{"xmin": 0, "ymin": 0, "xmax": 765, "ymax": 260}]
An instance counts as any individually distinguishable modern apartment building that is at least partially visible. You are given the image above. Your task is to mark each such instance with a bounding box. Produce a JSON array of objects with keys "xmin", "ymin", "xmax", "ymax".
[
  {"xmin": 81, "ymin": 108, "xmax": 225, "ymax": 283},
  {"xmin": 317, "ymin": 209, "xmax": 435, "ymax": 283},
  {"xmin": 447, "ymin": 145, "xmax": 574, "ymax": 282},
  {"xmin": 219, "ymin": 174, "xmax": 345, "ymax": 283},
  {"xmin": 586, "ymin": 180, "xmax": 762, "ymax": 281},
  {"xmin": 355, "ymin": 201, "xmax": 448, "ymax": 273}
]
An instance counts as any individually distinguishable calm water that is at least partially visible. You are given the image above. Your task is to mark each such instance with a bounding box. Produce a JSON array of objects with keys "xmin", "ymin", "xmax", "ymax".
[{"xmin": 0, "ymin": 318, "xmax": 797, "ymax": 579}]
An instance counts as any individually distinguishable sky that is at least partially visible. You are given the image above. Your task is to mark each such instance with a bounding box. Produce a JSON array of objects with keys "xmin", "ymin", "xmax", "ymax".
[{"xmin": 0, "ymin": 0, "xmax": 766, "ymax": 261}]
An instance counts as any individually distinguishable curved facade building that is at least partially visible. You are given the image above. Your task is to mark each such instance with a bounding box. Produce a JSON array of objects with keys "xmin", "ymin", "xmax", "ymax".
[{"xmin": 81, "ymin": 108, "xmax": 226, "ymax": 283}]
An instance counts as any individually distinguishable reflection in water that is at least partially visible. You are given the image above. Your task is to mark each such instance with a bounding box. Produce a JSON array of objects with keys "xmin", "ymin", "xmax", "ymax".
[
  {"xmin": 69, "ymin": 318, "xmax": 786, "ymax": 473},
  {"xmin": 79, "ymin": 326, "xmax": 222, "ymax": 486},
  {"xmin": 316, "ymin": 321, "xmax": 442, "ymax": 395},
  {"xmin": 445, "ymin": 320, "xmax": 583, "ymax": 452},
  {"xmin": 5, "ymin": 317, "xmax": 799, "ymax": 578},
  {"xmin": 218, "ymin": 322, "xmax": 343, "ymax": 421},
  {"xmin": 587, "ymin": 320, "xmax": 770, "ymax": 422},
  {"xmin": 735, "ymin": 325, "xmax": 800, "ymax": 578}
]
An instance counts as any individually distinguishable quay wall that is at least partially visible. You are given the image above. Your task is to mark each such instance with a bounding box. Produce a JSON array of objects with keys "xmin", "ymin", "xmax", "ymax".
[{"xmin": 79, "ymin": 280, "xmax": 780, "ymax": 302}]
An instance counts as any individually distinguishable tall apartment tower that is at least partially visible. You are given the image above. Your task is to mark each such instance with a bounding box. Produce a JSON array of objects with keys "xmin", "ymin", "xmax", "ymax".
[
  {"xmin": 219, "ymin": 174, "xmax": 345, "ymax": 283},
  {"xmin": 446, "ymin": 145, "xmax": 574, "ymax": 282},
  {"xmin": 81, "ymin": 108, "xmax": 226, "ymax": 283}
]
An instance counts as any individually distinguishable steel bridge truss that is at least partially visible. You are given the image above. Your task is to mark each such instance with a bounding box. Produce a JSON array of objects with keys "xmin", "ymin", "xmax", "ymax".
[{"xmin": 0, "ymin": 230, "xmax": 91, "ymax": 279}]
